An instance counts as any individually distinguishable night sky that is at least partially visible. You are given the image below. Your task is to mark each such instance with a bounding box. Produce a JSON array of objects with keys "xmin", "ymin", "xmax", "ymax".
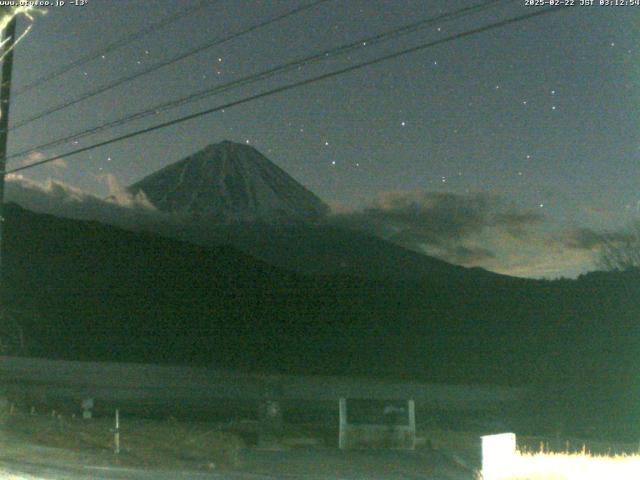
[{"xmin": 3, "ymin": 0, "xmax": 639, "ymax": 278}]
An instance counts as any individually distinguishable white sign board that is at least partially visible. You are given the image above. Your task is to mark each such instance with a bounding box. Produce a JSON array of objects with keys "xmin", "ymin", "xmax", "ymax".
[{"xmin": 481, "ymin": 432, "xmax": 517, "ymax": 480}]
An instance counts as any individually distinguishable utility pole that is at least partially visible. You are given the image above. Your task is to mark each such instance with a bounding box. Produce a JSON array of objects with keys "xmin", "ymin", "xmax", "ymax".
[
  {"xmin": 0, "ymin": 8, "xmax": 17, "ymax": 354},
  {"xmin": 0, "ymin": 9, "xmax": 17, "ymax": 287}
]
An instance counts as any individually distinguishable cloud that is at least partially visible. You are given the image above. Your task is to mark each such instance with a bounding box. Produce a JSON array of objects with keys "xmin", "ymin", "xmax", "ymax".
[
  {"xmin": 4, "ymin": 175, "xmax": 159, "ymax": 229},
  {"xmin": 96, "ymin": 173, "xmax": 155, "ymax": 209},
  {"xmin": 49, "ymin": 158, "xmax": 68, "ymax": 169},
  {"xmin": 0, "ymin": 177, "xmax": 604, "ymax": 279},
  {"xmin": 21, "ymin": 151, "xmax": 67, "ymax": 170},
  {"xmin": 560, "ymin": 227, "xmax": 606, "ymax": 251},
  {"xmin": 328, "ymin": 190, "xmax": 600, "ymax": 278},
  {"xmin": 559, "ymin": 225, "xmax": 640, "ymax": 253},
  {"xmin": 26, "ymin": 151, "xmax": 45, "ymax": 163},
  {"xmin": 331, "ymin": 190, "xmax": 545, "ymax": 266},
  {"xmin": 558, "ymin": 223, "xmax": 640, "ymax": 272},
  {"xmin": 494, "ymin": 247, "xmax": 596, "ymax": 279}
]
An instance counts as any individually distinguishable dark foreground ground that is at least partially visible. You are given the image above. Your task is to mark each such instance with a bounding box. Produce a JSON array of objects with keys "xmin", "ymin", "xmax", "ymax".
[
  {"xmin": 0, "ymin": 442, "xmax": 474, "ymax": 480},
  {"xmin": 0, "ymin": 411, "xmax": 478, "ymax": 479}
]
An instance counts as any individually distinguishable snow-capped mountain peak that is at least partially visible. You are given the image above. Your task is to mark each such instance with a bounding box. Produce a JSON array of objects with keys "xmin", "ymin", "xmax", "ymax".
[{"xmin": 128, "ymin": 141, "xmax": 329, "ymax": 223}]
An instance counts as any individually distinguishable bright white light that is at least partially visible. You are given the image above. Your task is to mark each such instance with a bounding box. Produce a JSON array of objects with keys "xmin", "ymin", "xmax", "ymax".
[
  {"xmin": 481, "ymin": 433, "xmax": 640, "ymax": 480},
  {"xmin": 482, "ymin": 433, "xmax": 517, "ymax": 480},
  {"xmin": 487, "ymin": 451, "xmax": 640, "ymax": 480}
]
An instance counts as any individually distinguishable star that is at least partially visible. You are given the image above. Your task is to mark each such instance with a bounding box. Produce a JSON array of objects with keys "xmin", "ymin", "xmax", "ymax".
[
  {"xmin": 401, "ymin": 121, "xmax": 406, "ymax": 127},
  {"xmin": 324, "ymin": 141, "xmax": 329, "ymax": 146}
]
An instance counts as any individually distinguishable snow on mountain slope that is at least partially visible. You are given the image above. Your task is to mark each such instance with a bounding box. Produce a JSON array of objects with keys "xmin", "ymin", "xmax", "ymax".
[{"xmin": 128, "ymin": 141, "xmax": 329, "ymax": 223}]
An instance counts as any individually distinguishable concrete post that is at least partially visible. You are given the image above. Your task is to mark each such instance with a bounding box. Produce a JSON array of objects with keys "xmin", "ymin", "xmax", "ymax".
[
  {"xmin": 338, "ymin": 397, "xmax": 347, "ymax": 449},
  {"xmin": 114, "ymin": 409, "xmax": 120, "ymax": 455},
  {"xmin": 407, "ymin": 399, "xmax": 416, "ymax": 450}
]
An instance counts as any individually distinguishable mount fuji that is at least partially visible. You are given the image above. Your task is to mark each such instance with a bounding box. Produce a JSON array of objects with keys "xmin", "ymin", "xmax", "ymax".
[
  {"xmin": 122, "ymin": 140, "xmax": 501, "ymax": 281},
  {"xmin": 128, "ymin": 140, "xmax": 329, "ymax": 224}
]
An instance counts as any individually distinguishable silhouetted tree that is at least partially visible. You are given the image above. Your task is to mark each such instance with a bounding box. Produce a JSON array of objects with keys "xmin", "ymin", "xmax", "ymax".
[{"xmin": 597, "ymin": 222, "xmax": 640, "ymax": 271}]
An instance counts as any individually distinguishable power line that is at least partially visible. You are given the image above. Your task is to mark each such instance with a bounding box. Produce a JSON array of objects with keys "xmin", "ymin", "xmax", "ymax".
[
  {"xmin": 10, "ymin": 0, "xmax": 331, "ymax": 131},
  {"xmin": 14, "ymin": 0, "xmax": 213, "ymax": 96},
  {"xmin": 7, "ymin": 0, "xmax": 515, "ymax": 163},
  {"xmin": 6, "ymin": 5, "xmax": 572, "ymax": 176}
]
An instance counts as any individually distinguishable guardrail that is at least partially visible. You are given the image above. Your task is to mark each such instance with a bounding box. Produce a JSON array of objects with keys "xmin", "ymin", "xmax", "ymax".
[{"xmin": 0, "ymin": 355, "xmax": 528, "ymax": 413}]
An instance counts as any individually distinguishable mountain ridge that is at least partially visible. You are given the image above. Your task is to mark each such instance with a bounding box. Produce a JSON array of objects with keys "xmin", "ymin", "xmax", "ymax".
[
  {"xmin": 2, "ymin": 203, "xmax": 640, "ymax": 437},
  {"xmin": 128, "ymin": 141, "xmax": 329, "ymax": 224},
  {"xmin": 121, "ymin": 141, "xmax": 510, "ymax": 282}
]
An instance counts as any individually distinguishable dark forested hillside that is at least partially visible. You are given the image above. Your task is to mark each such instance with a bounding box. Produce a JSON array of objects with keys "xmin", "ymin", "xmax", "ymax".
[{"xmin": 2, "ymin": 203, "xmax": 639, "ymax": 436}]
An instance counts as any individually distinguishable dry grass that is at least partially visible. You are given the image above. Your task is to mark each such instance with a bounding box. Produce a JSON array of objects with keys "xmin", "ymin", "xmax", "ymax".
[
  {"xmin": 1, "ymin": 412, "xmax": 245, "ymax": 472},
  {"xmin": 422, "ymin": 429, "xmax": 640, "ymax": 479},
  {"xmin": 479, "ymin": 450, "xmax": 640, "ymax": 480},
  {"xmin": 479, "ymin": 436, "xmax": 640, "ymax": 480}
]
